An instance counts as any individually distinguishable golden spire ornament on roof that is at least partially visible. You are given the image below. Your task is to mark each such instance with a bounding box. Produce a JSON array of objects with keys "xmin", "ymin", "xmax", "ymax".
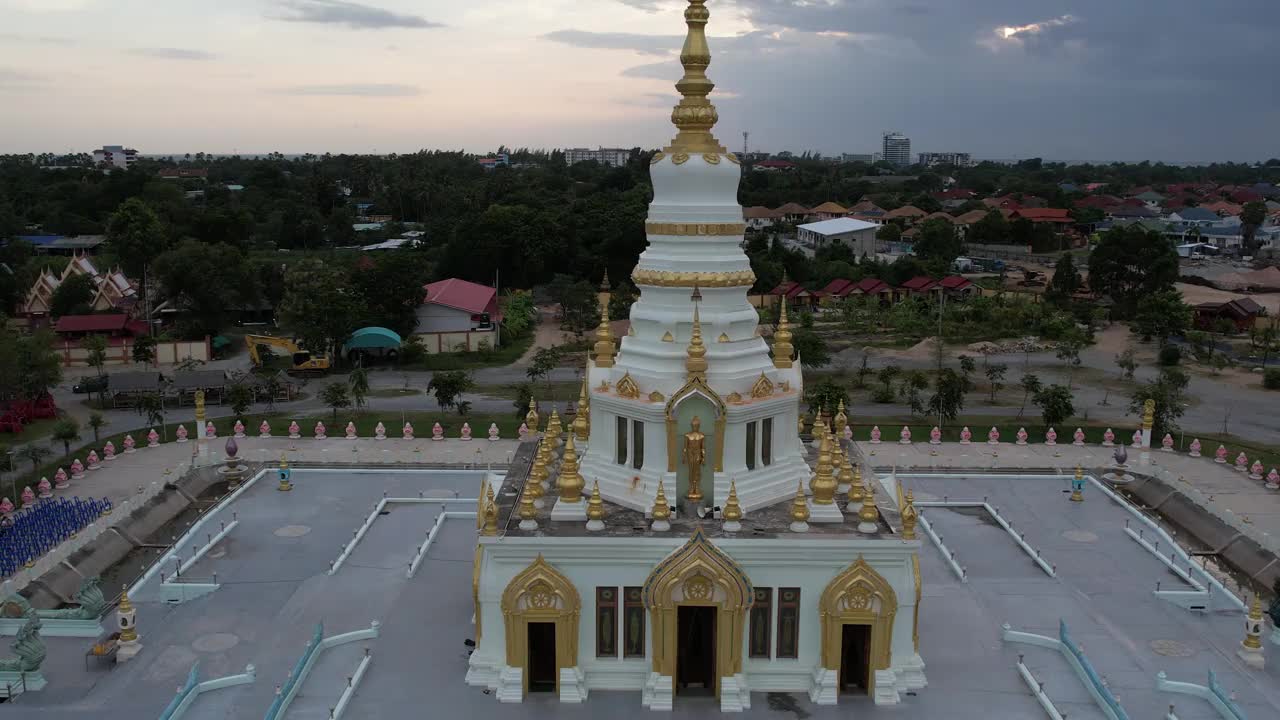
[
  {"xmin": 592, "ymin": 293, "xmax": 616, "ymax": 368},
  {"xmin": 686, "ymin": 285, "xmax": 709, "ymax": 379},
  {"xmin": 525, "ymin": 397, "xmax": 540, "ymax": 433},
  {"xmin": 665, "ymin": 0, "xmax": 726, "ymax": 155},
  {"xmin": 556, "ymin": 433, "xmax": 585, "ymax": 503},
  {"xmin": 772, "ymin": 295, "xmax": 795, "ymax": 369},
  {"xmin": 573, "ymin": 377, "xmax": 590, "ymax": 442}
]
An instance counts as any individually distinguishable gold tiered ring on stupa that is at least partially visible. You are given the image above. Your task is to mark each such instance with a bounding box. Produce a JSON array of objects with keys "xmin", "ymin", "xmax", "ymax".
[{"xmin": 631, "ymin": 268, "xmax": 755, "ymax": 288}]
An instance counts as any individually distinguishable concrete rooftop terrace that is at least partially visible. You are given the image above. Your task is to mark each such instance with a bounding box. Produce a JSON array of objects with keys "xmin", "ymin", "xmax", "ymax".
[{"xmin": 9, "ymin": 458, "xmax": 1280, "ymax": 718}]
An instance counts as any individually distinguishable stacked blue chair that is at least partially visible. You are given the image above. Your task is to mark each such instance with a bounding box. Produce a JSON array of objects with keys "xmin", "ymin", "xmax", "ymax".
[{"xmin": 0, "ymin": 496, "xmax": 111, "ymax": 577}]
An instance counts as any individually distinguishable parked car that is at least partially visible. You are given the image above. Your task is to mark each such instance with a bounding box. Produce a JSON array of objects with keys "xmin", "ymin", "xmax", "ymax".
[{"xmin": 72, "ymin": 375, "xmax": 110, "ymax": 394}]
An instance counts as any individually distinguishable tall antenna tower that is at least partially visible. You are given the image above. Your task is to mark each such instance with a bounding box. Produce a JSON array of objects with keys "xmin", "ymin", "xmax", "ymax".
[{"xmin": 742, "ymin": 131, "xmax": 749, "ymax": 158}]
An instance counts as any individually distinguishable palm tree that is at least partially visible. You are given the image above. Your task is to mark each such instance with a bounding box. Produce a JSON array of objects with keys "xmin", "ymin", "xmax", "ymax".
[
  {"xmin": 88, "ymin": 413, "xmax": 106, "ymax": 443},
  {"xmin": 17, "ymin": 445, "xmax": 50, "ymax": 472},
  {"xmin": 51, "ymin": 419, "xmax": 81, "ymax": 457}
]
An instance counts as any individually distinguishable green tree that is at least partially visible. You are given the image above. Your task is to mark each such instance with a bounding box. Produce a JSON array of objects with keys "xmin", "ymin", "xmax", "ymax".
[
  {"xmin": 927, "ymin": 368, "xmax": 967, "ymax": 422},
  {"xmin": 227, "ymin": 382, "xmax": 254, "ymax": 418},
  {"xmin": 984, "ymin": 362, "xmax": 1007, "ymax": 403},
  {"xmin": 106, "ymin": 198, "xmax": 169, "ymax": 278},
  {"xmin": 1034, "ymin": 384, "xmax": 1075, "ymax": 427},
  {"xmin": 913, "ymin": 218, "xmax": 963, "ymax": 269},
  {"xmin": 11, "ymin": 330, "xmax": 63, "ymax": 401},
  {"xmin": 350, "ymin": 252, "xmax": 433, "ymax": 337},
  {"xmin": 1115, "ymin": 348, "xmax": 1137, "ymax": 379},
  {"xmin": 428, "ymin": 370, "xmax": 475, "ymax": 414},
  {"xmin": 500, "ymin": 291, "xmax": 537, "ymax": 339},
  {"xmin": 1018, "ymin": 373, "xmax": 1042, "ymax": 418},
  {"xmin": 968, "ymin": 210, "xmax": 1011, "ymax": 244},
  {"xmin": 804, "ymin": 380, "xmax": 849, "ymax": 416},
  {"xmin": 17, "ymin": 444, "xmax": 50, "ymax": 472},
  {"xmin": 277, "ymin": 258, "xmax": 362, "ymax": 354},
  {"xmin": 132, "ymin": 335, "xmax": 157, "ymax": 366},
  {"xmin": 1133, "ymin": 290, "xmax": 1192, "ymax": 346},
  {"xmin": 512, "ymin": 382, "xmax": 534, "ymax": 419},
  {"xmin": 1241, "ymin": 201, "xmax": 1268, "ymax": 256},
  {"xmin": 608, "ymin": 281, "xmax": 638, "ymax": 320},
  {"xmin": 52, "ymin": 418, "xmax": 81, "ymax": 457},
  {"xmin": 1088, "ymin": 225, "xmax": 1180, "ymax": 318},
  {"xmin": 320, "ymin": 381, "xmax": 352, "ymax": 420},
  {"xmin": 1055, "ymin": 337, "xmax": 1084, "ymax": 388},
  {"xmin": 548, "ymin": 275, "xmax": 599, "ymax": 339},
  {"xmin": 49, "ymin": 273, "xmax": 95, "ymax": 317},
  {"xmin": 526, "ymin": 346, "xmax": 564, "ymax": 398},
  {"xmin": 1249, "ymin": 325, "xmax": 1280, "ymax": 366},
  {"xmin": 876, "ymin": 223, "xmax": 902, "ymax": 244},
  {"xmin": 348, "ymin": 366, "xmax": 370, "ymax": 410},
  {"xmin": 82, "ymin": 335, "xmax": 108, "ymax": 386},
  {"xmin": 152, "ymin": 240, "xmax": 258, "ymax": 339},
  {"xmin": 1129, "ymin": 368, "xmax": 1189, "ymax": 437},
  {"xmin": 792, "ymin": 327, "xmax": 830, "ymax": 368},
  {"xmin": 1045, "ymin": 253, "xmax": 1082, "ymax": 305},
  {"xmin": 899, "ymin": 370, "xmax": 930, "ymax": 416},
  {"xmin": 88, "ymin": 412, "xmax": 106, "ymax": 443},
  {"xmin": 136, "ymin": 393, "xmax": 165, "ymax": 435}
]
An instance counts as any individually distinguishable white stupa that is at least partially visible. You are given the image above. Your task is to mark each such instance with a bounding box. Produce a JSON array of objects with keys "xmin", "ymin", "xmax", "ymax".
[{"xmin": 577, "ymin": 0, "xmax": 809, "ymax": 516}]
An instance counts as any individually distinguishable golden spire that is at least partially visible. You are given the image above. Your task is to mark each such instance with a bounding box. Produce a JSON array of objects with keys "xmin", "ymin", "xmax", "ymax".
[
  {"xmin": 772, "ymin": 295, "xmax": 795, "ymax": 369},
  {"xmin": 790, "ymin": 480, "xmax": 810, "ymax": 523},
  {"xmin": 686, "ymin": 286, "xmax": 708, "ymax": 379},
  {"xmin": 1243, "ymin": 593, "xmax": 1264, "ymax": 650},
  {"xmin": 587, "ymin": 481, "xmax": 606, "ymax": 523},
  {"xmin": 556, "ymin": 433, "xmax": 585, "ymax": 502},
  {"xmin": 573, "ymin": 379, "xmax": 590, "ymax": 442},
  {"xmin": 279, "ymin": 453, "xmax": 289, "ymax": 469},
  {"xmin": 118, "ymin": 585, "xmax": 133, "ymax": 613},
  {"xmin": 797, "ymin": 413, "xmax": 806, "ymax": 436},
  {"xmin": 722, "ymin": 480, "xmax": 743, "ymax": 523},
  {"xmin": 525, "ymin": 397, "xmax": 539, "ymax": 431},
  {"xmin": 859, "ymin": 475, "xmax": 879, "ymax": 525},
  {"xmin": 1070, "ymin": 465, "xmax": 1084, "ymax": 502},
  {"xmin": 117, "ymin": 585, "xmax": 138, "ymax": 642},
  {"xmin": 666, "ymin": 0, "xmax": 725, "ymax": 154},
  {"xmin": 546, "ymin": 409, "xmax": 563, "ymax": 448},
  {"xmin": 527, "ymin": 439, "xmax": 547, "ymax": 501},
  {"xmin": 900, "ymin": 489, "xmax": 918, "ymax": 540},
  {"xmin": 848, "ymin": 464, "xmax": 865, "ymax": 503},
  {"xmin": 593, "ymin": 293, "xmax": 616, "ymax": 368},
  {"xmin": 481, "ymin": 481, "xmax": 499, "ymax": 536},
  {"xmin": 194, "ymin": 389, "xmax": 206, "ymax": 423},
  {"xmin": 834, "ymin": 399, "xmax": 848, "ymax": 436},
  {"xmin": 810, "ymin": 433, "xmax": 837, "ymax": 504},
  {"xmin": 837, "ymin": 445, "xmax": 856, "ymax": 492},
  {"xmin": 651, "ymin": 481, "xmax": 672, "ymax": 521},
  {"xmin": 519, "ymin": 485, "xmax": 537, "ymax": 523}
]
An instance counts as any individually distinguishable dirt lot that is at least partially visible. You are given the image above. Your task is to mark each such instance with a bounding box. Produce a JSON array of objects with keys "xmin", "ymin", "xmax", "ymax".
[{"xmin": 1176, "ymin": 282, "xmax": 1280, "ymax": 314}]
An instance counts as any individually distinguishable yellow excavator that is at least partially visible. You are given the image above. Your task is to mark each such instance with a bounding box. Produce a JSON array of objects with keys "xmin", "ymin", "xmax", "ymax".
[{"xmin": 245, "ymin": 335, "xmax": 331, "ymax": 376}]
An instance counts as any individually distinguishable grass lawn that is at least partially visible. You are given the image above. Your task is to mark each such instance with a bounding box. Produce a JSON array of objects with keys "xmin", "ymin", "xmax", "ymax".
[
  {"xmin": 476, "ymin": 381, "xmax": 581, "ymax": 403},
  {"xmin": 367, "ymin": 388, "xmax": 423, "ymax": 398},
  {"xmin": 0, "ymin": 416, "xmax": 62, "ymax": 447},
  {"xmin": 407, "ymin": 334, "xmax": 534, "ymax": 371}
]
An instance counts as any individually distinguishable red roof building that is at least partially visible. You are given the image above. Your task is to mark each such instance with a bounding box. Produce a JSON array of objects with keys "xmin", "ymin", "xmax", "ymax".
[
  {"xmin": 1011, "ymin": 208, "xmax": 1073, "ymax": 223},
  {"xmin": 938, "ymin": 275, "xmax": 976, "ymax": 296},
  {"xmin": 418, "ymin": 278, "xmax": 502, "ymax": 339},
  {"xmin": 899, "ymin": 276, "xmax": 939, "ymax": 295},
  {"xmin": 54, "ymin": 314, "xmax": 145, "ymax": 337},
  {"xmin": 769, "ymin": 280, "xmax": 822, "ymax": 308},
  {"xmin": 754, "ymin": 160, "xmax": 797, "ymax": 171}
]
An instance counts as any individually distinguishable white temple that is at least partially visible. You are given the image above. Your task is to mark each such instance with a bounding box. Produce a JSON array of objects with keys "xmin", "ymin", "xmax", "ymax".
[{"xmin": 466, "ymin": 1, "xmax": 925, "ymax": 711}]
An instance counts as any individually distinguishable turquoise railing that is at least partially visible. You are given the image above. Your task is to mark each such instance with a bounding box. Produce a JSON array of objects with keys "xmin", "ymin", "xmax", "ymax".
[
  {"xmin": 263, "ymin": 623, "xmax": 324, "ymax": 720},
  {"xmin": 158, "ymin": 662, "xmax": 201, "ymax": 720},
  {"xmin": 1207, "ymin": 669, "xmax": 1248, "ymax": 720},
  {"xmin": 1060, "ymin": 620, "xmax": 1130, "ymax": 720}
]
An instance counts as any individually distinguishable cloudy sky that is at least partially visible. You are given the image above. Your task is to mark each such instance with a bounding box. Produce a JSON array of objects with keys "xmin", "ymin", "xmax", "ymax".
[{"xmin": 2, "ymin": 0, "xmax": 1276, "ymax": 161}]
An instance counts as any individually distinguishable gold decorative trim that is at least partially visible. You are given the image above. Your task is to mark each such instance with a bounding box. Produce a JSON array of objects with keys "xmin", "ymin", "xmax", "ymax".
[
  {"xmin": 664, "ymin": 375, "xmax": 727, "ymax": 472},
  {"xmin": 648, "ymin": 390, "xmax": 665, "ymax": 402},
  {"xmin": 616, "ymin": 372, "xmax": 641, "ymax": 399},
  {"xmin": 726, "ymin": 391, "xmax": 743, "ymax": 404},
  {"xmin": 502, "ymin": 555, "xmax": 581, "ymax": 696},
  {"xmin": 644, "ymin": 222, "xmax": 747, "ymax": 236},
  {"xmin": 596, "ymin": 380, "xmax": 610, "ymax": 393},
  {"xmin": 673, "ymin": 152, "xmax": 690, "ymax": 165},
  {"xmin": 725, "ymin": 153, "xmax": 740, "ymax": 165},
  {"xmin": 650, "ymin": 152, "xmax": 666, "ymax": 165},
  {"xmin": 750, "ymin": 372, "xmax": 775, "ymax": 398},
  {"xmin": 819, "ymin": 556, "xmax": 898, "ymax": 696},
  {"xmin": 662, "ymin": 331, "xmax": 674, "ymax": 342},
  {"xmin": 702, "ymin": 153, "xmax": 720, "ymax": 165},
  {"xmin": 632, "ymin": 268, "xmax": 755, "ymax": 288},
  {"xmin": 642, "ymin": 528, "xmax": 752, "ymax": 695},
  {"xmin": 717, "ymin": 332, "xmax": 730, "ymax": 343}
]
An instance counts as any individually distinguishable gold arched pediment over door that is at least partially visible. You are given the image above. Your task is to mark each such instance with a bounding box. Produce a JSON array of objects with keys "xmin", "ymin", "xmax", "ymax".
[
  {"xmin": 501, "ymin": 555, "xmax": 581, "ymax": 696},
  {"xmin": 665, "ymin": 377, "xmax": 727, "ymax": 503},
  {"xmin": 642, "ymin": 528, "xmax": 752, "ymax": 697},
  {"xmin": 819, "ymin": 556, "xmax": 898, "ymax": 696}
]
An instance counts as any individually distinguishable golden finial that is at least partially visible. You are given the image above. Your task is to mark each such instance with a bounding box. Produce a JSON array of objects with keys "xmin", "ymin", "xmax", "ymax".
[
  {"xmin": 600, "ymin": 269, "xmax": 611, "ymax": 292},
  {"xmin": 859, "ymin": 475, "xmax": 879, "ymax": 525},
  {"xmin": 573, "ymin": 379, "xmax": 590, "ymax": 442},
  {"xmin": 1142, "ymin": 398, "xmax": 1155, "ymax": 430},
  {"xmin": 797, "ymin": 413, "xmax": 806, "ymax": 435},
  {"xmin": 527, "ymin": 440, "xmax": 547, "ymax": 500},
  {"xmin": 810, "ymin": 433, "xmax": 837, "ymax": 504},
  {"xmin": 837, "ymin": 444, "xmax": 856, "ymax": 491},
  {"xmin": 901, "ymin": 489, "xmax": 917, "ymax": 540},
  {"xmin": 790, "ymin": 480, "xmax": 810, "ymax": 523},
  {"xmin": 834, "ymin": 399, "xmax": 848, "ymax": 436},
  {"xmin": 481, "ymin": 481, "xmax": 499, "ymax": 536},
  {"xmin": 587, "ymin": 481, "xmax": 605, "ymax": 523},
  {"xmin": 666, "ymin": 0, "xmax": 725, "ymax": 154},
  {"xmin": 279, "ymin": 453, "xmax": 289, "ymax": 469},
  {"xmin": 556, "ymin": 433, "xmax": 585, "ymax": 502},
  {"xmin": 117, "ymin": 585, "xmax": 138, "ymax": 642},
  {"xmin": 686, "ymin": 286, "xmax": 708, "ymax": 379},
  {"xmin": 1071, "ymin": 465, "xmax": 1084, "ymax": 502},
  {"xmin": 652, "ymin": 481, "xmax": 672, "ymax": 521},
  {"xmin": 848, "ymin": 464, "xmax": 864, "ymax": 503},
  {"xmin": 1243, "ymin": 593, "xmax": 1264, "ymax": 650},
  {"xmin": 194, "ymin": 389, "xmax": 206, "ymax": 422},
  {"xmin": 525, "ymin": 397, "xmax": 540, "ymax": 432},
  {"xmin": 546, "ymin": 409, "xmax": 563, "ymax": 448},
  {"xmin": 772, "ymin": 295, "xmax": 794, "ymax": 369},
  {"xmin": 593, "ymin": 293, "xmax": 616, "ymax": 368},
  {"xmin": 118, "ymin": 585, "xmax": 133, "ymax": 613},
  {"xmin": 519, "ymin": 485, "xmax": 537, "ymax": 522},
  {"xmin": 722, "ymin": 480, "xmax": 743, "ymax": 523}
]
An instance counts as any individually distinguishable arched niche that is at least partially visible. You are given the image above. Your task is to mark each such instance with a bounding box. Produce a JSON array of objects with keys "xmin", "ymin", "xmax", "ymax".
[
  {"xmin": 642, "ymin": 528, "xmax": 752, "ymax": 696},
  {"xmin": 818, "ymin": 556, "xmax": 898, "ymax": 695},
  {"xmin": 665, "ymin": 377, "xmax": 727, "ymax": 499},
  {"xmin": 501, "ymin": 555, "xmax": 581, "ymax": 694}
]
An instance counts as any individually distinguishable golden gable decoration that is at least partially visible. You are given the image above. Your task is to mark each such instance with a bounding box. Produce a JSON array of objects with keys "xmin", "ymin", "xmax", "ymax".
[
  {"xmin": 750, "ymin": 372, "xmax": 775, "ymax": 398},
  {"xmin": 616, "ymin": 372, "xmax": 641, "ymax": 399}
]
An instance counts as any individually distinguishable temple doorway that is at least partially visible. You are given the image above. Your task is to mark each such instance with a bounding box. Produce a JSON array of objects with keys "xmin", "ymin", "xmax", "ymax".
[
  {"xmin": 676, "ymin": 605, "xmax": 717, "ymax": 695},
  {"xmin": 840, "ymin": 624, "xmax": 871, "ymax": 694},
  {"xmin": 527, "ymin": 622, "xmax": 557, "ymax": 693}
]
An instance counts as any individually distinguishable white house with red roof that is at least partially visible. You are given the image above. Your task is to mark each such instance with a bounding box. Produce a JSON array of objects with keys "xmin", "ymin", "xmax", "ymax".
[{"xmin": 415, "ymin": 278, "xmax": 503, "ymax": 353}]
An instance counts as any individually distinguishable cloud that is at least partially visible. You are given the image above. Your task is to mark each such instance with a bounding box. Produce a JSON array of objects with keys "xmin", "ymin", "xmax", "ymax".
[
  {"xmin": 613, "ymin": 0, "xmax": 665, "ymax": 11},
  {"xmin": 271, "ymin": 0, "xmax": 443, "ymax": 30},
  {"xmin": 0, "ymin": 68, "xmax": 45, "ymax": 88},
  {"xmin": 0, "ymin": 33, "xmax": 71, "ymax": 45},
  {"xmin": 128, "ymin": 47, "xmax": 218, "ymax": 61},
  {"xmin": 980, "ymin": 14, "xmax": 1079, "ymax": 51},
  {"xmin": 542, "ymin": 29, "xmax": 680, "ymax": 56},
  {"xmin": 274, "ymin": 83, "xmax": 422, "ymax": 96}
]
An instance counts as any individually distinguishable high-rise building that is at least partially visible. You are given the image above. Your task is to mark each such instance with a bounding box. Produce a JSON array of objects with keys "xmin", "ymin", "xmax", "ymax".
[
  {"xmin": 563, "ymin": 147, "xmax": 631, "ymax": 167},
  {"xmin": 881, "ymin": 132, "xmax": 911, "ymax": 167},
  {"xmin": 92, "ymin": 145, "xmax": 138, "ymax": 169},
  {"xmin": 917, "ymin": 152, "xmax": 972, "ymax": 168}
]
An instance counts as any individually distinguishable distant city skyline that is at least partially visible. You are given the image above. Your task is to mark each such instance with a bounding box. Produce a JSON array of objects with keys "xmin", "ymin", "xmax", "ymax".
[{"xmin": 1, "ymin": 0, "xmax": 1277, "ymax": 162}]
